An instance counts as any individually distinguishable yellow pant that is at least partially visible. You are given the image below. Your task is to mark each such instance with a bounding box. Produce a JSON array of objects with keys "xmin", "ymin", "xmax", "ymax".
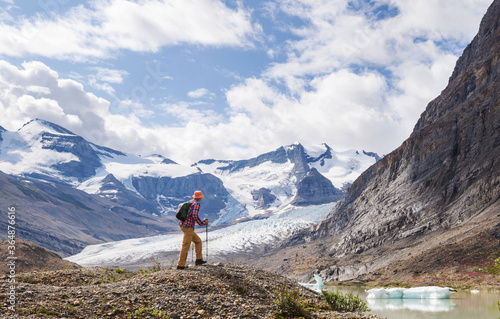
[{"xmin": 177, "ymin": 226, "xmax": 203, "ymax": 267}]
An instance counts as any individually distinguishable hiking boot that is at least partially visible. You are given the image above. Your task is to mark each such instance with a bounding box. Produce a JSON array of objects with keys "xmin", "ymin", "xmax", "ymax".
[
  {"xmin": 195, "ymin": 259, "xmax": 207, "ymax": 266},
  {"xmin": 176, "ymin": 266, "xmax": 186, "ymax": 270}
]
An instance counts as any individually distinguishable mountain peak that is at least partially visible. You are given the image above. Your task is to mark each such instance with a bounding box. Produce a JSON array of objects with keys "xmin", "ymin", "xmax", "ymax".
[
  {"xmin": 19, "ymin": 118, "xmax": 76, "ymax": 137},
  {"xmin": 413, "ymin": 0, "xmax": 500, "ymax": 133}
]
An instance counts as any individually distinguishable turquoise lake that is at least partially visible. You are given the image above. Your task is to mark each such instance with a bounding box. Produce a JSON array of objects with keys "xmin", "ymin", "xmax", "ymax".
[{"xmin": 327, "ymin": 286, "xmax": 500, "ymax": 319}]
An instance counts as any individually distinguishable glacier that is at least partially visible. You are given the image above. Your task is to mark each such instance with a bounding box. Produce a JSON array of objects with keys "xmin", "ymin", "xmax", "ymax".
[{"xmin": 66, "ymin": 202, "xmax": 335, "ymax": 268}]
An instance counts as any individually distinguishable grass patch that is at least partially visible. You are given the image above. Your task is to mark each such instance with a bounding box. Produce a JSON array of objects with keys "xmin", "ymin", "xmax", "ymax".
[
  {"xmin": 128, "ymin": 307, "xmax": 169, "ymax": 318},
  {"xmin": 273, "ymin": 286, "xmax": 311, "ymax": 319},
  {"xmin": 321, "ymin": 289, "xmax": 369, "ymax": 313},
  {"xmin": 478, "ymin": 257, "xmax": 500, "ymax": 276},
  {"xmin": 12, "ymin": 180, "xmax": 47, "ymax": 201},
  {"xmin": 137, "ymin": 260, "xmax": 163, "ymax": 275},
  {"xmin": 53, "ymin": 193, "xmax": 92, "ymax": 210},
  {"xmin": 17, "ymin": 306, "xmax": 63, "ymax": 318}
]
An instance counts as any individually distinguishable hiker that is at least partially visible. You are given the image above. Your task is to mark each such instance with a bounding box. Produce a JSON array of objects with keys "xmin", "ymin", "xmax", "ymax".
[{"xmin": 177, "ymin": 190, "xmax": 209, "ymax": 269}]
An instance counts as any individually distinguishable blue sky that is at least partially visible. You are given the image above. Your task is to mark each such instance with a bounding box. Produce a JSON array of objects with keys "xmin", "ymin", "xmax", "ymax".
[{"xmin": 0, "ymin": 0, "xmax": 493, "ymax": 164}]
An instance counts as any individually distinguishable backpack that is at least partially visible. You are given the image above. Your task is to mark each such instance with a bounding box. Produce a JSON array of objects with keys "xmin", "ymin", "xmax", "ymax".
[{"xmin": 176, "ymin": 202, "xmax": 192, "ymax": 221}]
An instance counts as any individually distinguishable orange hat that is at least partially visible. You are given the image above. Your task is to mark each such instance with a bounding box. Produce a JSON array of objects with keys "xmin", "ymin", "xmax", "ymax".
[{"xmin": 193, "ymin": 190, "xmax": 204, "ymax": 199}]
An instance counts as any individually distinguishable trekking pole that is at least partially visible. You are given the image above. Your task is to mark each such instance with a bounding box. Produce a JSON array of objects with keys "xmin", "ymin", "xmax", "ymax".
[
  {"xmin": 191, "ymin": 244, "xmax": 194, "ymax": 263},
  {"xmin": 205, "ymin": 223, "xmax": 208, "ymax": 261}
]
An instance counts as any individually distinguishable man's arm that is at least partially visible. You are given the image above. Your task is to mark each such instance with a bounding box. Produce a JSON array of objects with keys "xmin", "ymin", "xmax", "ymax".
[{"xmin": 192, "ymin": 203, "xmax": 207, "ymax": 226}]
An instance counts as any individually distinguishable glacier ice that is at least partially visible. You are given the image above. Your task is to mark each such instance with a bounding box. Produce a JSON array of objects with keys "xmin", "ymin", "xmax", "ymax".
[
  {"xmin": 67, "ymin": 203, "xmax": 335, "ymax": 267},
  {"xmin": 298, "ymin": 274, "xmax": 324, "ymax": 293},
  {"xmin": 366, "ymin": 286, "xmax": 457, "ymax": 299}
]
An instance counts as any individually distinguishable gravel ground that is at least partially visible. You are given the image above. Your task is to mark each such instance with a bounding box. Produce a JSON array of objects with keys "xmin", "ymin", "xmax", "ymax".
[{"xmin": 0, "ymin": 262, "xmax": 383, "ymax": 318}]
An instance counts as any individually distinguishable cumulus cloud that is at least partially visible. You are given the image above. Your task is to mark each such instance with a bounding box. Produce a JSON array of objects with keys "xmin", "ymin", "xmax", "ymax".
[
  {"xmin": 187, "ymin": 88, "xmax": 215, "ymax": 99},
  {"xmin": 87, "ymin": 67, "xmax": 128, "ymax": 95},
  {"xmin": 91, "ymin": 67, "xmax": 128, "ymax": 84},
  {"xmin": 0, "ymin": 60, "xmax": 260, "ymax": 162},
  {"xmin": 159, "ymin": 101, "xmax": 223, "ymax": 125},
  {"xmin": 0, "ymin": 0, "xmax": 261, "ymax": 61},
  {"xmin": 0, "ymin": 0, "xmax": 493, "ymax": 163},
  {"xmin": 224, "ymin": 0, "xmax": 493, "ymax": 155}
]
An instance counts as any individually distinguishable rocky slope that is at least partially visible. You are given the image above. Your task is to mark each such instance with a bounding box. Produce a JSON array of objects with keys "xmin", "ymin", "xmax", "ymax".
[
  {"xmin": 0, "ymin": 240, "xmax": 79, "ymax": 274},
  {"xmin": 253, "ymin": 0, "xmax": 500, "ymax": 283},
  {"xmin": 353, "ymin": 220, "xmax": 500, "ymax": 289},
  {"xmin": 0, "ymin": 171, "xmax": 175, "ymax": 256},
  {"xmin": 0, "ymin": 262, "xmax": 381, "ymax": 319}
]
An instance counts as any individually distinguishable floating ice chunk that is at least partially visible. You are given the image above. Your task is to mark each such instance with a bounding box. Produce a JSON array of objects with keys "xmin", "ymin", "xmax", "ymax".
[
  {"xmin": 366, "ymin": 286, "xmax": 457, "ymax": 299},
  {"xmin": 298, "ymin": 274, "xmax": 324, "ymax": 293},
  {"xmin": 366, "ymin": 288, "xmax": 406, "ymax": 299}
]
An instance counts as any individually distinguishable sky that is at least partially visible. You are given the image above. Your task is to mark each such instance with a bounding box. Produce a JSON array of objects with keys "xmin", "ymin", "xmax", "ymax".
[{"xmin": 0, "ymin": 0, "xmax": 493, "ymax": 164}]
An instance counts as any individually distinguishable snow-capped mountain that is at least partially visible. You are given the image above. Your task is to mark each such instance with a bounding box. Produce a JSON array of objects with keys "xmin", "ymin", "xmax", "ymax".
[
  {"xmin": 0, "ymin": 119, "xmax": 379, "ymax": 225},
  {"xmin": 193, "ymin": 143, "xmax": 378, "ymax": 217}
]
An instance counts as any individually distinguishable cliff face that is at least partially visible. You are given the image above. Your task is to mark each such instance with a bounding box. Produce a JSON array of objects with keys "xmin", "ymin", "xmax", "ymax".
[
  {"xmin": 131, "ymin": 173, "xmax": 230, "ymax": 223},
  {"xmin": 320, "ymin": 0, "xmax": 499, "ymax": 244},
  {"xmin": 264, "ymin": 0, "xmax": 500, "ymax": 281}
]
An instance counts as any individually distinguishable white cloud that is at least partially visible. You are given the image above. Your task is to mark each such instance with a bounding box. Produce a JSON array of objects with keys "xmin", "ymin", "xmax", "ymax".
[
  {"xmin": 159, "ymin": 101, "xmax": 223, "ymax": 125},
  {"xmin": 228, "ymin": 0, "xmax": 494, "ymax": 155},
  {"xmin": 187, "ymin": 88, "xmax": 215, "ymax": 99},
  {"xmin": 88, "ymin": 76, "xmax": 116, "ymax": 95},
  {"xmin": 0, "ymin": 60, "xmax": 250, "ymax": 163},
  {"xmin": 0, "ymin": 0, "xmax": 261, "ymax": 61},
  {"xmin": 225, "ymin": 70, "xmax": 399, "ymax": 153},
  {"xmin": 0, "ymin": 0, "xmax": 493, "ymax": 163},
  {"xmin": 87, "ymin": 67, "xmax": 128, "ymax": 95},
  {"xmin": 91, "ymin": 67, "xmax": 128, "ymax": 84}
]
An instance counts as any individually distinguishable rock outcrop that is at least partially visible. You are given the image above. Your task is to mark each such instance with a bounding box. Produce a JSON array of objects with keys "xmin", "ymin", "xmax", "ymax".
[
  {"xmin": 0, "ymin": 239, "xmax": 79, "ymax": 274},
  {"xmin": 291, "ymin": 168, "xmax": 343, "ymax": 206},
  {"xmin": 97, "ymin": 174, "xmax": 160, "ymax": 215},
  {"xmin": 132, "ymin": 173, "xmax": 230, "ymax": 222},
  {"xmin": 251, "ymin": 188, "xmax": 278, "ymax": 209},
  {"xmin": 317, "ymin": 0, "xmax": 500, "ymax": 253}
]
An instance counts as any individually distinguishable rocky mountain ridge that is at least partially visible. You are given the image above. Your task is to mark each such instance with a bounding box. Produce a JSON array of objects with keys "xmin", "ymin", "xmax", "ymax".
[
  {"xmin": 0, "ymin": 239, "xmax": 79, "ymax": 274},
  {"xmin": 252, "ymin": 0, "xmax": 500, "ymax": 283},
  {"xmin": 0, "ymin": 119, "xmax": 378, "ymax": 226}
]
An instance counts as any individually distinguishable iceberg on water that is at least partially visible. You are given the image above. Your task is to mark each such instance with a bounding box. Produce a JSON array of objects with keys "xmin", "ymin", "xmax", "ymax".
[
  {"xmin": 366, "ymin": 286, "xmax": 457, "ymax": 299},
  {"xmin": 298, "ymin": 274, "xmax": 324, "ymax": 293}
]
